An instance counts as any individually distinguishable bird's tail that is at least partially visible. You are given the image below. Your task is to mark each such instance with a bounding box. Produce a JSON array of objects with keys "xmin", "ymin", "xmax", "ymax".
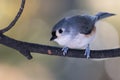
[{"xmin": 95, "ymin": 12, "xmax": 115, "ymax": 21}]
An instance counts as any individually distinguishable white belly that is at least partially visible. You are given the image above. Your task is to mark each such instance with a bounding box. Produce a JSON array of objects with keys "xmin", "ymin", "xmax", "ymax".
[
  {"xmin": 67, "ymin": 33, "xmax": 95, "ymax": 49},
  {"xmin": 54, "ymin": 33, "xmax": 95, "ymax": 49}
]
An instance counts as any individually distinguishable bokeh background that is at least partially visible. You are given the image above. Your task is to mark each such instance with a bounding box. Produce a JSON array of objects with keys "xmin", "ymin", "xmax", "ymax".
[{"xmin": 0, "ymin": 0, "xmax": 120, "ymax": 80}]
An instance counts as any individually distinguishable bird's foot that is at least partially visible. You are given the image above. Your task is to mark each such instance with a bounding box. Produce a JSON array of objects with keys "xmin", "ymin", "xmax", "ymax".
[
  {"xmin": 84, "ymin": 44, "xmax": 90, "ymax": 59},
  {"xmin": 62, "ymin": 47, "xmax": 69, "ymax": 56}
]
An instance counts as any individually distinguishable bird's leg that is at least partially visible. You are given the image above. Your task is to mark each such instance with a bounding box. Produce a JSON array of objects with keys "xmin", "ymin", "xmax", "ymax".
[
  {"xmin": 62, "ymin": 47, "xmax": 69, "ymax": 55},
  {"xmin": 84, "ymin": 44, "xmax": 90, "ymax": 59}
]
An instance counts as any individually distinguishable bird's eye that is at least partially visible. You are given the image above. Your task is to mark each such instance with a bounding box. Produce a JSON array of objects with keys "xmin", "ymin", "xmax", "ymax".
[{"xmin": 58, "ymin": 29, "xmax": 63, "ymax": 33}]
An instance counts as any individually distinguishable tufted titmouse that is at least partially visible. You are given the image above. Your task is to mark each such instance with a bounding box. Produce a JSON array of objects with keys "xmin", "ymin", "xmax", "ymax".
[{"xmin": 50, "ymin": 12, "xmax": 115, "ymax": 58}]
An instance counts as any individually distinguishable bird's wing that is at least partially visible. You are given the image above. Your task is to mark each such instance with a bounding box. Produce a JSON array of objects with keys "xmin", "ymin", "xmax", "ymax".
[{"xmin": 67, "ymin": 15, "xmax": 95, "ymax": 35}]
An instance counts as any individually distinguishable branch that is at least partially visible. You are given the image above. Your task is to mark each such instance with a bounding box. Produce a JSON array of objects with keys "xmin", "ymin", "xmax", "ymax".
[
  {"xmin": 0, "ymin": 0, "xmax": 25, "ymax": 33},
  {"xmin": 0, "ymin": 34, "xmax": 120, "ymax": 59},
  {"xmin": 0, "ymin": 0, "xmax": 120, "ymax": 60}
]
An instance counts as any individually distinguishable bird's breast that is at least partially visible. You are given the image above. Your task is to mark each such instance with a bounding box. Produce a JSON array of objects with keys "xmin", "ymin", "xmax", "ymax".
[
  {"xmin": 67, "ymin": 27, "xmax": 96, "ymax": 48},
  {"xmin": 54, "ymin": 27, "xmax": 96, "ymax": 49}
]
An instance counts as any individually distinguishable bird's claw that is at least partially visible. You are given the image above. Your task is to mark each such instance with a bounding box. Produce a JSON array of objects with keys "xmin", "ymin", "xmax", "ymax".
[
  {"xmin": 62, "ymin": 47, "xmax": 69, "ymax": 55},
  {"xmin": 84, "ymin": 44, "xmax": 90, "ymax": 59}
]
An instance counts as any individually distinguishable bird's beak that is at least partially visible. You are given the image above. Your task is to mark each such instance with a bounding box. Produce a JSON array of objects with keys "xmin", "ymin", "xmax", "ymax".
[{"xmin": 50, "ymin": 36, "xmax": 57, "ymax": 41}]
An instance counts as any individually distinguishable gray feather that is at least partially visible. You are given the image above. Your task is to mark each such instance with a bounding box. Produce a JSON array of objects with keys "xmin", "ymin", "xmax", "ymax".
[
  {"xmin": 52, "ymin": 12, "xmax": 115, "ymax": 35},
  {"xmin": 95, "ymin": 12, "xmax": 115, "ymax": 21},
  {"xmin": 65, "ymin": 15, "xmax": 95, "ymax": 34}
]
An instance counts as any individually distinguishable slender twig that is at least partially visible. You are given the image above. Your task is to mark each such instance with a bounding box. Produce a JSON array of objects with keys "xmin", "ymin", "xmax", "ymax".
[
  {"xmin": 0, "ymin": 0, "xmax": 119, "ymax": 60},
  {"xmin": 0, "ymin": 0, "xmax": 25, "ymax": 33}
]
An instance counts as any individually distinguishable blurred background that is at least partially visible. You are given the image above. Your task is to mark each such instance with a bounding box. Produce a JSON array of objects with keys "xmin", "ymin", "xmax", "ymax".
[{"xmin": 0, "ymin": 0, "xmax": 120, "ymax": 80}]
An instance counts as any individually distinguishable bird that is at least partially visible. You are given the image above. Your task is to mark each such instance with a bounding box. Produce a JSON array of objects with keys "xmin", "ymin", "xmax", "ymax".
[{"xmin": 50, "ymin": 12, "xmax": 115, "ymax": 58}]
